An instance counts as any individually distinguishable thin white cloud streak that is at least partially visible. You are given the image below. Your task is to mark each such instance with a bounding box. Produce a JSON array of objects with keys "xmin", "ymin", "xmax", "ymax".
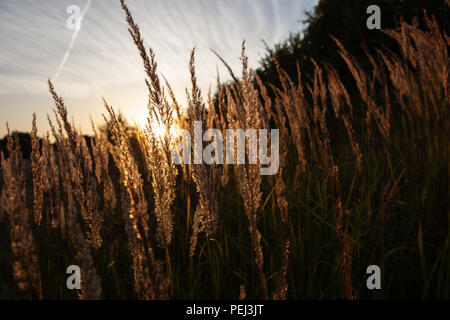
[{"xmin": 53, "ymin": 0, "xmax": 92, "ymax": 80}]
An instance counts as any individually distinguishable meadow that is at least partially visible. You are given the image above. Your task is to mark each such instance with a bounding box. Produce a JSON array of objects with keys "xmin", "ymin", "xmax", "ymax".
[{"xmin": 0, "ymin": 0, "xmax": 448, "ymax": 299}]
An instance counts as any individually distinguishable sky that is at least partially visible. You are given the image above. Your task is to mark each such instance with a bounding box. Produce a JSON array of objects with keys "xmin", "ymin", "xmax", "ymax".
[{"xmin": 0, "ymin": 0, "xmax": 318, "ymax": 138}]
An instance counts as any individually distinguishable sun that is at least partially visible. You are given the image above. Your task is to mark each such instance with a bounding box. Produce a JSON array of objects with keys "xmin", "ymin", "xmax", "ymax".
[
  {"xmin": 152, "ymin": 121, "xmax": 169, "ymax": 139},
  {"xmin": 135, "ymin": 107, "xmax": 150, "ymax": 131},
  {"xmin": 135, "ymin": 107, "xmax": 179, "ymax": 140}
]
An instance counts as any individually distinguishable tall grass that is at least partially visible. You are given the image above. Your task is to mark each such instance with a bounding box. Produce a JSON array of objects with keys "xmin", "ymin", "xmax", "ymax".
[{"xmin": 0, "ymin": 1, "xmax": 448, "ymax": 299}]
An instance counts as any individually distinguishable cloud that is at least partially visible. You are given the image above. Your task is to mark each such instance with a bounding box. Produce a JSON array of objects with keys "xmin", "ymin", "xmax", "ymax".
[{"xmin": 0, "ymin": 0, "xmax": 318, "ymax": 137}]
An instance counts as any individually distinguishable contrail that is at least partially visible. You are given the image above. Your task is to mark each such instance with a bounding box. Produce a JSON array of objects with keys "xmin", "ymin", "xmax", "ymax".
[{"xmin": 52, "ymin": 0, "xmax": 92, "ymax": 80}]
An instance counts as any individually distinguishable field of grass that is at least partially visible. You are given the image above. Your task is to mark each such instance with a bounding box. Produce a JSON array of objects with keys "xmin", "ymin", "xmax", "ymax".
[{"xmin": 0, "ymin": 0, "xmax": 448, "ymax": 300}]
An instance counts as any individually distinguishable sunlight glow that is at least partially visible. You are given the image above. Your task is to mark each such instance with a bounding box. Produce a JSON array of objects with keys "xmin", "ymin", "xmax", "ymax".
[{"xmin": 136, "ymin": 107, "xmax": 179, "ymax": 141}]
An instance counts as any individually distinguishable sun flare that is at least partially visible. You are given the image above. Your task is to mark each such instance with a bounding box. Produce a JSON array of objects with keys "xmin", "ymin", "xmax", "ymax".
[{"xmin": 135, "ymin": 107, "xmax": 179, "ymax": 140}]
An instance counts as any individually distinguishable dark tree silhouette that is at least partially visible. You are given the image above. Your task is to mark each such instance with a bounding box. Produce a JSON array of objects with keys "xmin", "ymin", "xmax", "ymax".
[{"xmin": 256, "ymin": 0, "xmax": 449, "ymax": 89}]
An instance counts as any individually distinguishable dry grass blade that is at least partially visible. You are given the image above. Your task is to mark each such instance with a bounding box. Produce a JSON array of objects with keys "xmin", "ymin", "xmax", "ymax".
[
  {"xmin": 104, "ymin": 100, "xmax": 169, "ymax": 299},
  {"xmin": 120, "ymin": 0, "xmax": 178, "ymax": 248},
  {"xmin": 48, "ymin": 80, "xmax": 103, "ymax": 250},
  {"xmin": 30, "ymin": 113, "xmax": 44, "ymax": 225},
  {"xmin": 188, "ymin": 48, "xmax": 221, "ymax": 257},
  {"xmin": 1, "ymin": 133, "xmax": 41, "ymax": 299}
]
